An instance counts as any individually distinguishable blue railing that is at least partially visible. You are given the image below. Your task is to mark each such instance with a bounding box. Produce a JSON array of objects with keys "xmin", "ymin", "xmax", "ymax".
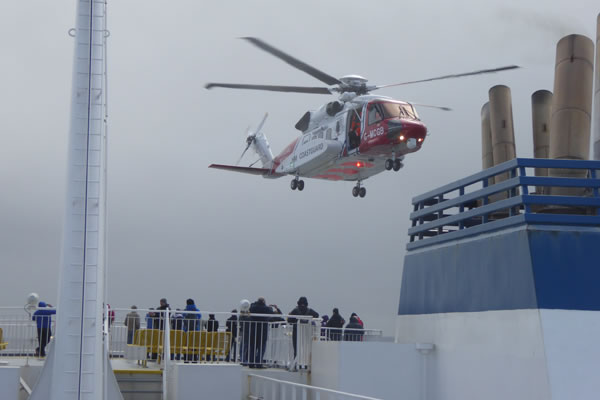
[{"xmin": 407, "ymin": 158, "xmax": 600, "ymax": 250}]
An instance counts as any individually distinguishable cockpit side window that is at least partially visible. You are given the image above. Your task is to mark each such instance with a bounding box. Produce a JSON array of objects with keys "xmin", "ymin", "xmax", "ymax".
[
  {"xmin": 367, "ymin": 103, "xmax": 384, "ymax": 126},
  {"xmin": 381, "ymin": 102, "xmax": 419, "ymax": 120}
]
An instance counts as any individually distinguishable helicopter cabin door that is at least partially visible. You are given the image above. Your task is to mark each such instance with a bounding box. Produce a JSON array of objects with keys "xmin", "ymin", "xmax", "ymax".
[
  {"xmin": 346, "ymin": 107, "xmax": 363, "ymax": 153},
  {"xmin": 364, "ymin": 101, "xmax": 385, "ymax": 144}
]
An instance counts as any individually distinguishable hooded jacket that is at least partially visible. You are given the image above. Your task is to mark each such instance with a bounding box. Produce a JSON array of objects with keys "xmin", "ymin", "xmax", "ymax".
[
  {"xmin": 326, "ymin": 312, "xmax": 345, "ymax": 328},
  {"xmin": 32, "ymin": 302, "xmax": 56, "ymax": 329},
  {"xmin": 184, "ymin": 304, "xmax": 201, "ymax": 331},
  {"xmin": 287, "ymin": 304, "xmax": 319, "ymax": 324},
  {"xmin": 344, "ymin": 317, "xmax": 364, "ymax": 341}
]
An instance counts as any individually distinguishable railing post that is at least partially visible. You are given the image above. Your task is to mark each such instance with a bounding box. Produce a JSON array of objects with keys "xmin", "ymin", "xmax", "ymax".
[
  {"xmin": 418, "ymin": 201, "xmax": 425, "ymax": 240},
  {"xmin": 104, "ymin": 305, "xmax": 110, "ymax": 399},
  {"xmin": 459, "ymin": 187, "xmax": 465, "ymax": 229},
  {"xmin": 247, "ymin": 374, "xmax": 252, "ymax": 399},
  {"xmin": 410, "ymin": 203, "xmax": 418, "ymax": 242},
  {"xmin": 591, "ymin": 169, "xmax": 600, "ymax": 215},
  {"xmin": 437, "ymin": 195, "xmax": 444, "ymax": 235},
  {"xmin": 163, "ymin": 308, "xmax": 170, "ymax": 400},
  {"xmin": 519, "ymin": 166, "xmax": 531, "ymax": 214},
  {"xmin": 482, "ymin": 178, "xmax": 489, "ymax": 223},
  {"xmin": 509, "ymin": 168, "xmax": 518, "ymax": 216}
]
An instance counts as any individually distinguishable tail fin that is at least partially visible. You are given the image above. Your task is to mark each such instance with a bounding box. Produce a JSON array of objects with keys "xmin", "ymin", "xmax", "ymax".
[
  {"xmin": 250, "ymin": 130, "xmax": 274, "ymax": 168},
  {"xmin": 243, "ymin": 113, "xmax": 274, "ymax": 168}
]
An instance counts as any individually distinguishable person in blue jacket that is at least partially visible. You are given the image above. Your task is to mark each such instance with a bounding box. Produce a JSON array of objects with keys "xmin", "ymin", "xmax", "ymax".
[
  {"xmin": 32, "ymin": 301, "xmax": 56, "ymax": 357},
  {"xmin": 183, "ymin": 299, "xmax": 201, "ymax": 332}
]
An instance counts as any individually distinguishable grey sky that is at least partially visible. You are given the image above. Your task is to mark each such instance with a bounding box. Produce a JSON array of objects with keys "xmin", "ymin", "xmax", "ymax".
[{"xmin": 0, "ymin": 0, "xmax": 598, "ymax": 335}]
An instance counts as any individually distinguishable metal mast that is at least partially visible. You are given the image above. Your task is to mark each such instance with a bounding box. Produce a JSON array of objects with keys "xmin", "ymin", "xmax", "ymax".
[{"xmin": 29, "ymin": 1, "xmax": 121, "ymax": 399}]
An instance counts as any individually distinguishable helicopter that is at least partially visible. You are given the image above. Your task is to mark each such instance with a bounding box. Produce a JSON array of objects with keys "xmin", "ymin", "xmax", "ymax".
[{"xmin": 206, "ymin": 37, "xmax": 518, "ymax": 198}]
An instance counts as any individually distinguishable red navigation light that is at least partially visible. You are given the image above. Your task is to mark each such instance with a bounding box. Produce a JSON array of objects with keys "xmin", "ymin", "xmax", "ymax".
[
  {"xmin": 418, "ymin": 138, "xmax": 423, "ymax": 142},
  {"xmin": 356, "ymin": 162, "xmax": 361, "ymax": 167},
  {"xmin": 399, "ymin": 135, "xmax": 405, "ymax": 141}
]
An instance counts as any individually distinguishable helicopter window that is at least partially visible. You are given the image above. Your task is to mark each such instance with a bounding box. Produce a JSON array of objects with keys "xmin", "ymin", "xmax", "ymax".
[
  {"xmin": 336, "ymin": 120, "xmax": 340, "ymax": 133},
  {"xmin": 367, "ymin": 104, "xmax": 384, "ymax": 126},
  {"xmin": 318, "ymin": 131, "xmax": 324, "ymax": 139},
  {"xmin": 326, "ymin": 128, "xmax": 332, "ymax": 140},
  {"xmin": 381, "ymin": 102, "xmax": 419, "ymax": 120},
  {"xmin": 302, "ymin": 134, "xmax": 311, "ymax": 145}
]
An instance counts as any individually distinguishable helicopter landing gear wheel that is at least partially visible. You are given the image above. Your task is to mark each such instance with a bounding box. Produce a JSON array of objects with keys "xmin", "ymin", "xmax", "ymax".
[
  {"xmin": 297, "ymin": 180, "xmax": 304, "ymax": 191},
  {"xmin": 385, "ymin": 159, "xmax": 394, "ymax": 171},
  {"xmin": 352, "ymin": 182, "xmax": 365, "ymax": 198},
  {"xmin": 290, "ymin": 179, "xmax": 298, "ymax": 190},
  {"xmin": 393, "ymin": 159, "xmax": 403, "ymax": 172}
]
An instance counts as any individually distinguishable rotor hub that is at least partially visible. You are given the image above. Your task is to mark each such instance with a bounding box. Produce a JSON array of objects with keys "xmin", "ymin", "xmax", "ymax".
[{"xmin": 338, "ymin": 75, "xmax": 370, "ymax": 94}]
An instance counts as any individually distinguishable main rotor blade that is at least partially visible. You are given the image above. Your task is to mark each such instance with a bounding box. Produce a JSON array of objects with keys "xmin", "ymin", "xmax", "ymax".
[
  {"xmin": 241, "ymin": 37, "xmax": 342, "ymax": 86},
  {"xmin": 408, "ymin": 102, "xmax": 452, "ymax": 111},
  {"xmin": 375, "ymin": 65, "xmax": 520, "ymax": 89},
  {"xmin": 205, "ymin": 83, "xmax": 332, "ymax": 94}
]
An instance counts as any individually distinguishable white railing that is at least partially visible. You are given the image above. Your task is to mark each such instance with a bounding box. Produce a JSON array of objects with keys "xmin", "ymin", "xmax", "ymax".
[
  {"xmin": 1, "ymin": 306, "xmax": 384, "ymax": 373},
  {"xmin": 109, "ymin": 308, "xmax": 320, "ymax": 370},
  {"xmin": 317, "ymin": 326, "xmax": 383, "ymax": 342},
  {"xmin": 248, "ymin": 374, "xmax": 384, "ymax": 400}
]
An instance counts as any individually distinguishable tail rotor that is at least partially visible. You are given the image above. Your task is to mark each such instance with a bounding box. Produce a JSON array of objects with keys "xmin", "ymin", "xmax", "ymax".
[{"xmin": 236, "ymin": 113, "xmax": 269, "ymax": 165}]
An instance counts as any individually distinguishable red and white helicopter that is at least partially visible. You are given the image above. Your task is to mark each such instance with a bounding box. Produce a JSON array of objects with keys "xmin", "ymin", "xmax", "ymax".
[{"xmin": 207, "ymin": 38, "xmax": 517, "ymax": 198}]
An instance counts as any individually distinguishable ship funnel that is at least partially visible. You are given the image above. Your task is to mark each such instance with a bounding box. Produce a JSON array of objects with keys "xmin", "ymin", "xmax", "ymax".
[
  {"xmin": 548, "ymin": 34, "xmax": 594, "ymax": 195},
  {"xmin": 481, "ymin": 103, "xmax": 494, "ymax": 184},
  {"xmin": 488, "ymin": 85, "xmax": 516, "ymax": 199},
  {"xmin": 531, "ymin": 90, "xmax": 552, "ymax": 194}
]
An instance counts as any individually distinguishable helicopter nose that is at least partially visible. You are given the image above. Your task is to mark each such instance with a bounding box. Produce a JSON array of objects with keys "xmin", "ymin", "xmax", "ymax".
[
  {"xmin": 402, "ymin": 120, "xmax": 427, "ymax": 139},
  {"xmin": 388, "ymin": 120, "xmax": 427, "ymax": 144}
]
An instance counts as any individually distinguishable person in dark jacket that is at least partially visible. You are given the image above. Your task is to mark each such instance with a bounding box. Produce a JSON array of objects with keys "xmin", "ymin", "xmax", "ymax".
[
  {"xmin": 287, "ymin": 296, "xmax": 319, "ymax": 358},
  {"xmin": 124, "ymin": 306, "xmax": 140, "ymax": 344},
  {"xmin": 207, "ymin": 314, "xmax": 219, "ymax": 332},
  {"xmin": 350, "ymin": 312, "xmax": 364, "ymax": 328},
  {"xmin": 325, "ymin": 308, "xmax": 345, "ymax": 341},
  {"xmin": 344, "ymin": 316, "xmax": 364, "ymax": 342},
  {"xmin": 225, "ymin": 309, "xmax": 238, "ymax": 362},
  {"xmin": 248, "ymin": 297, "xmax": 273, "ymax": 368},
  {"xmin": 32, "ymin": 301, "xmax": 56, "ymax": 357},
  {"xmin": 183, "ymin": 299, "xmax": 201, "ymax": 331},
  {"xmin": 157, "ymin": 298, "xmax": 170, "ymax": 330}
]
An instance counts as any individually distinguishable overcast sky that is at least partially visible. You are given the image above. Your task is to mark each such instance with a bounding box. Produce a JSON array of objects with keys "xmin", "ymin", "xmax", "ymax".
[{"xmin": 1, "ymin": 0, "xmax": 598, "ymax": 335}]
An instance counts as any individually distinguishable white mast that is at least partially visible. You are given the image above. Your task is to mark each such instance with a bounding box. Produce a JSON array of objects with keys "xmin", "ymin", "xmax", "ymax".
[{"xmin": 29, "ymin": 1, "xmax": 121, "ymax": 399}]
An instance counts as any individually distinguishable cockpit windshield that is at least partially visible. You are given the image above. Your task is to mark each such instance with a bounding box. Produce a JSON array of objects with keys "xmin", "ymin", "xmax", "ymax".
[{"xmin": 381, "ymin": 102, "xmax": 419, "ymax": 121}]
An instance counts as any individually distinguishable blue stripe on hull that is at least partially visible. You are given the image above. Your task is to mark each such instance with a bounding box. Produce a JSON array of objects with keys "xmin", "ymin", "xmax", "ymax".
[{"xmin": 398, "ymin": 226, "xmax": 600, "ymax": 315}]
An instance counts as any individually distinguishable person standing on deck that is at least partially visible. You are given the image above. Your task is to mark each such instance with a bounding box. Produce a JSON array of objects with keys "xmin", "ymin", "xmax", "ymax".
[
  {"xmin": 32, "ymin": 301, "xmax": 56, "ymax": 357},
  {"xmin": 183, "ymin": 298, "xmax": 201, "ymax": 331},
  {"xmin": 344, "ymin": 315, "xmax": 364, "ymax": 341},
  {"xmin": 249, "ymin": 297, "xmax": 273, "ymax": 368},
  {"xmin": 326, "ymin": 308, "xmax": 345, "ymax": 341},
  {"xmin": 207, "ymin": 314, "xmax": 219, "ymax": 332},
  {"xmin": 239, "ymin": 299, "xmax": 251, "ymax": 365},
  {"xmin": 157, "ymin": 298, "xmax": 170, "ymax": 330},
  {"xmin": 287, "ymin": 297, "xmax": 319, "ymax": 360},
  {"xmin": 124, "ymin": 306, "xmax": 140, "ymax": 344},
  {"xmin": 225, "ymin": 309, "xmax": 238, "ymax": 362}
]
